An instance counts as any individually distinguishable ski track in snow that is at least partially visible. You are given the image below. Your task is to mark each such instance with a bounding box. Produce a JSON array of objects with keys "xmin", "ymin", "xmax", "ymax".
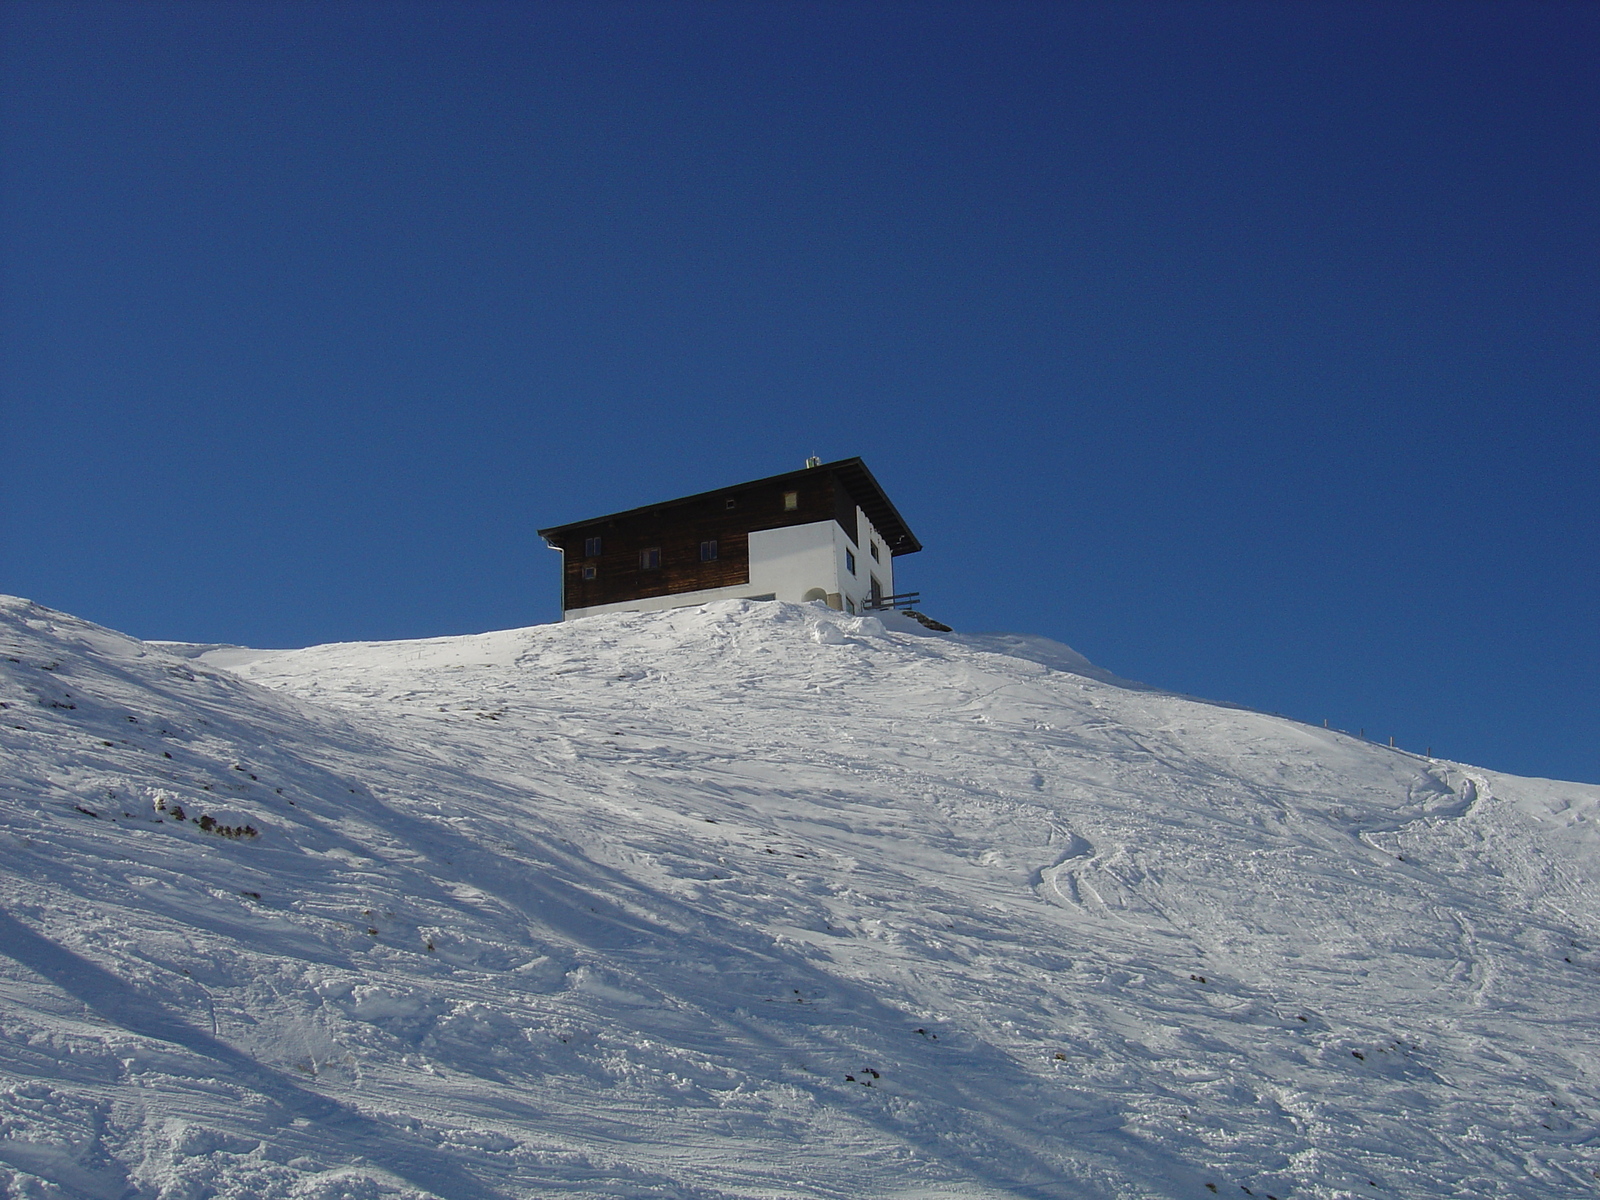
[{"xmin": 1, "ymin": 594, "xmax": 1598, "ymax": 1199}]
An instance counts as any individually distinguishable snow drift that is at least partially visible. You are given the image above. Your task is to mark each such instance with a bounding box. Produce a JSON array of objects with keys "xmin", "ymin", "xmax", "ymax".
[{"xmin": 1, "ymin": 594, "xmax": 1597, "ymax": 1199}]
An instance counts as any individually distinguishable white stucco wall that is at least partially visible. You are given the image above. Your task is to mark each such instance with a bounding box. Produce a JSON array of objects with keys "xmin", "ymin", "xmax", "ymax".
[
  {"xmin": 749, "ymin": 521, "xmax": 845, "ymax": 605},
  {"xmin": 856, "ymin": 507, "xmax": 894, "ymax": 607},
  {"xmin": 560, "ymin": 512, "xmax": 898, "ymax": 621}
]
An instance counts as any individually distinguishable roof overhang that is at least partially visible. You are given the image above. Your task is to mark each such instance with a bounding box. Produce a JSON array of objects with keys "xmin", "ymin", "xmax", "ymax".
[
  {"xmin": 537, "ymin": 457, "xmax": 921, "ymax": 556},
  {"xmin": 825, "ymin": 457, "xmax": 921, "ymax": 556}
]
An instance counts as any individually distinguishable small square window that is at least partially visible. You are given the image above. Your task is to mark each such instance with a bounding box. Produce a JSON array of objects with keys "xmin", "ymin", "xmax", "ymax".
[
  {"xmin": 640, "ymin": 548, "xmax": 661, "ymax": 570},
  {"xmin": 700, "ymin": 540, "xmax": 718, "ymax": 562},
  {"xmin": 783, "ymin": 491, "xmax": 798, "ymax": 511},
  {"xmin": 582, "ymin": 564, "xmax": 597, "ymax": 580},
  {"xmin": 584, "ymin": 536, "xmax": 602, "ymax": 557},
  {"xmin": 845, "ymin": 548, "xmax": 856, "ymax": 575},
  {"xmin": 870, "ymin": 542, "xmax": 880, "ymax": 562},
  {"xmin": 725, "ymin": 497, "xmax": 737, "ymax": 510}
]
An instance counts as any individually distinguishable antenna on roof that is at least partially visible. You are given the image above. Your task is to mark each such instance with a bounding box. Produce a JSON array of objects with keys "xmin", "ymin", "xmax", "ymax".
[{"xmin": 805, "ymin": 456, "xmax": 822, "ymax": 468}]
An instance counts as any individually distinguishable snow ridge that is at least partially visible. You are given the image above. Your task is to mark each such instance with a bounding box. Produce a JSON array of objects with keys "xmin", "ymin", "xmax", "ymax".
[{"xmin": 1, "ymin": 594, "xmax": 1597, "ymax": 1199}]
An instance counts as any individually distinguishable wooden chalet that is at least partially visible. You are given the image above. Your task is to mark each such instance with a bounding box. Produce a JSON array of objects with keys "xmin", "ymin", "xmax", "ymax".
[{"xmin": 538, "ymin": 457, "xmax": 922, "ymax": 621}]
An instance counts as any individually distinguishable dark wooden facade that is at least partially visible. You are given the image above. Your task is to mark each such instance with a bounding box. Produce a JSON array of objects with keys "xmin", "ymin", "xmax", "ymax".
[{"xmin": 538, "ymin": 458, "xmax": 919, "ymax": 614}]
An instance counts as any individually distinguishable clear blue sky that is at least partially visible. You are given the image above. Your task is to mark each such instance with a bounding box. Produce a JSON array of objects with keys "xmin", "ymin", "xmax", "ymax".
[{"xmin": 3, "ymin": 1, "xmax": 1596, "ymax": 783}]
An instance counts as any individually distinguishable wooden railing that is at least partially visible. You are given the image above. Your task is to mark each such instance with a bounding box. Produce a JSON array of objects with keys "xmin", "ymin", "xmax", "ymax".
[{"xmin": 862, "ymin": 591, "xmax": 922, "ymax": 612}]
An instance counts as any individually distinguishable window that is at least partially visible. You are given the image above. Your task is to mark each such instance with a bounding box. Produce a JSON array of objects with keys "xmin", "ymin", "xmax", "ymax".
[
  {"xmin": 845, "ymin": 548, "xmax": 856, "ymax": 575},
  {"xmin": 582, "ymin": 564, "xmax": 597, "ymax": 580},
  {"xmin": 870, "ymin": 542, "xmax": 880, "ymax": 562},
  {"xmin": 640, "ymin": 548, "xmax": 661, "ymax": 570},
  {"xmin": 725, "ymin": 497, "xmax": 737, "ymax": 510},
  {"xmin": 584, "ymin": 536, "xmax": 602, "ymax": 557},
  {"xmin": 845, "ymin": 597, "xmax": 856, "ymax": 614},
  {"xmin": 699, "ymin": 540, "xmax": 718, "ymax": 562},
  {"xmin": 783, "ymin": 491, "xmax": 799, "ymax": 511}
]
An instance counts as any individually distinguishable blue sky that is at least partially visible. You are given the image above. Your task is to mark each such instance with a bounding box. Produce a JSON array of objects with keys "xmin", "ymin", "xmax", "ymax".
[{"xmin": 3, "ymin": 1, "xmax": 1596, "ymax": 783}]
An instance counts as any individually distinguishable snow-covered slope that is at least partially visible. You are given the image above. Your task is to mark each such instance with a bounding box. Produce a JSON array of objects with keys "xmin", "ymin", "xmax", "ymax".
[{"xmin": 2, "ymin": 594, "xmax": 1598, "ymax": 1200}]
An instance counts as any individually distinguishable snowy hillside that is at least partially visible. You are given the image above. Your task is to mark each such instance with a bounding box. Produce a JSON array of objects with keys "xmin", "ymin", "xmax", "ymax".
[{"xmin": 2, "ymin": 594, "xmax": 1598, "ymax": 1200}]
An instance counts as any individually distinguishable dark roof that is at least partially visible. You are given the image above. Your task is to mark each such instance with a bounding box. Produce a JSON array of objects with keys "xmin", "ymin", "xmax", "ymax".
[
  {"xmin": 537, "ymin": 457, "xmax": 922, "ymax": 556},
  {"xmin": 826, "ymin": 457, "xmax": 922, "ymax": 556}
]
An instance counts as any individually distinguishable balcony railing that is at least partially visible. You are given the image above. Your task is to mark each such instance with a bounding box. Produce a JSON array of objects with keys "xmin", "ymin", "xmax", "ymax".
[{"xmin": 862, "ymin": 591, "xmax": 922, "ymax": 613}]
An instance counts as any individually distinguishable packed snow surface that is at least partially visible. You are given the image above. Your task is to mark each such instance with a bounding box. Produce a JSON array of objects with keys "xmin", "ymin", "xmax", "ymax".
[{"xmin": 2, "ymin": 594, "xmax": 1598, "ymax": 1200}]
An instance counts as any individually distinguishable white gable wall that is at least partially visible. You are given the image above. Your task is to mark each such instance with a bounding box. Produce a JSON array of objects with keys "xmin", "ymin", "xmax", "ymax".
[{"xmin": 856, "ymin": 506, "xmax": 895, "ymax": 607}]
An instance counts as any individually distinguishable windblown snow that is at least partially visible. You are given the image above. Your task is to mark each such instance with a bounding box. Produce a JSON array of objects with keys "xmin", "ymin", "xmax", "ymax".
[{"xmin": 1, "ymin": 594, "xmax": 1598, "ymax": 1200}]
